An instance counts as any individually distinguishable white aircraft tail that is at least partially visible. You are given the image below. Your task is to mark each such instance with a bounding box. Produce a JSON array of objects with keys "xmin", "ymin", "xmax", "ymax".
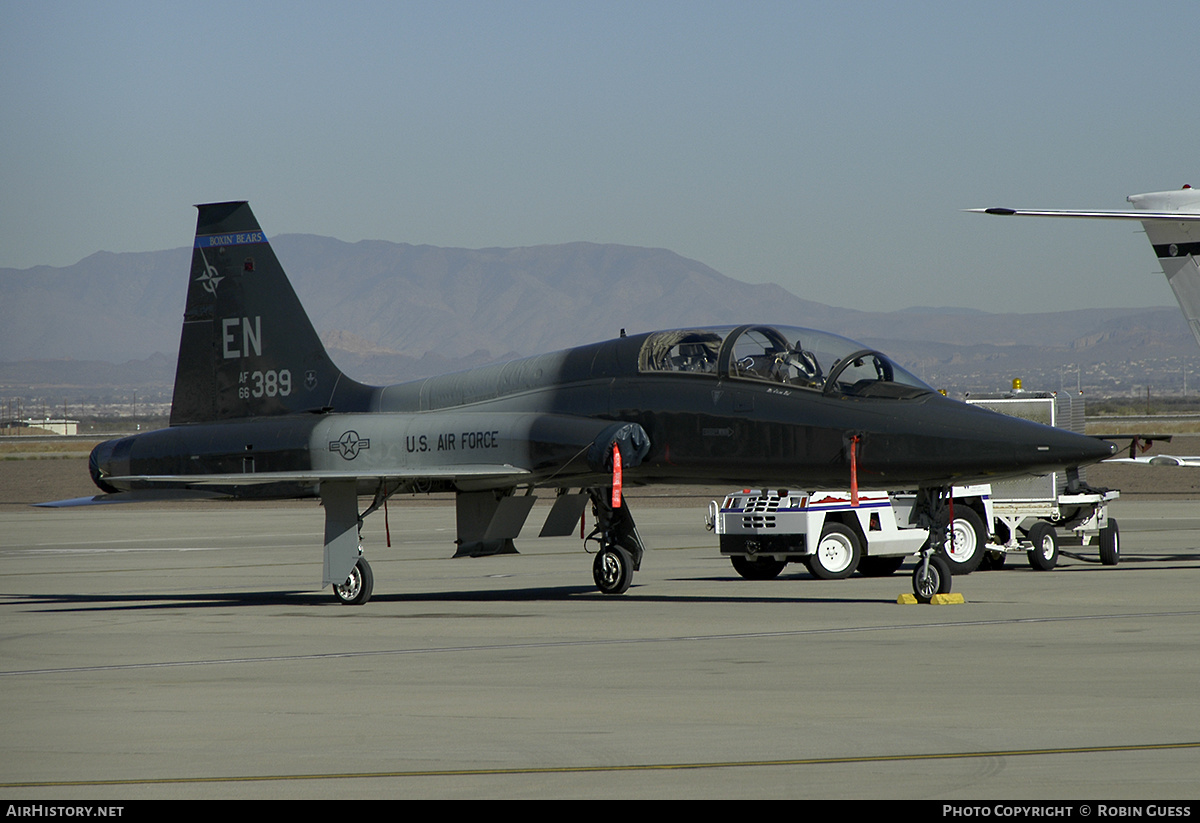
[
  {"xmin": 970, "ymin": 185, "xmax": 1200, "ymax": 348},
  {"xmin": 1127, "ymin": 189, "xmax": 1200, "ymax": 347}
]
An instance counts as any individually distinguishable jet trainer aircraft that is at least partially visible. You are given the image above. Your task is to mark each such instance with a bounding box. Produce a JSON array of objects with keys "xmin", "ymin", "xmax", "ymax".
[
  {"xmin": 969, "ymin": 185, "xmax": 1200, "ymax": 349},
  {"xmin": 66, "ymin": 202, "xmax": 1115, "ymax": 604}
]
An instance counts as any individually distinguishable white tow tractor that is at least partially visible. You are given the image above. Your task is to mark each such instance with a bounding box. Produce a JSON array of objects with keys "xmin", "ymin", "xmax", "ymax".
[
  {"xmin": 706, "ymin": 385, "xmax": 1120, "ymax": 589},
  {"xmin": 705, "ymin": 485, "xmax": 993, "ymax": 601}
]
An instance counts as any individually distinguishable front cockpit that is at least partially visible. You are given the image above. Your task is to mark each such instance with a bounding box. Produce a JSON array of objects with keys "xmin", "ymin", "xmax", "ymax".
[{"xmin": 638, "ymin": 324, "xmax": 933, "ymax": 399}]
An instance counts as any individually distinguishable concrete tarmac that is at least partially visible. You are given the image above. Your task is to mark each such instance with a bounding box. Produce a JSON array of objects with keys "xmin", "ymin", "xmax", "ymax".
[{"xmin": 1, "ymin": 495, "xmax": 1198, "ymax": 799}]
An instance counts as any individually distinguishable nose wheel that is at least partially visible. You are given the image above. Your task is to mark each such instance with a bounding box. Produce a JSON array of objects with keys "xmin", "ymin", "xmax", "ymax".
[{"xmin": 911, "ymin": 553, "xmax": 952, "ymax": 603}]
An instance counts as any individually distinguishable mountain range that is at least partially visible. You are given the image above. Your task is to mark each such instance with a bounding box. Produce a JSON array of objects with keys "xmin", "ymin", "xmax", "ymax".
[{"xmin": 2, "ymin": 235, "xmax": 1197, "ymax": 402}]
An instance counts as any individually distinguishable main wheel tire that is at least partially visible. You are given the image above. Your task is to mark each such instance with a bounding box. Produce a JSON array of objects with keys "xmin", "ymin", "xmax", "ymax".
[
  {"xmin": 593, "ymin": 546, "xmax": 634, "ymax": 595},
  {"xmin": 1099, "ymin": 520, "xmax": 1120, "ymax": 566},
  {"xmin": 1026, "ymin": 521, "xmax": 1059, "ymax": 571},
  {"xmin": 939, "ymin": 506, "xmax": 987, "ymax": 575},
  {"xmin": 333, "ymin": 557, "xmax": 374, "ymax": 605},
  {"xmin": 912, "ymin": 554, "xmax": 952, "ymax": 603},
  {"xmin": 808, "ymin": 523, "xmax": 861, "ymax": 579},
  {"xmin": 730, "ymin": 555, "xmax": 788, "ymax": 580},
  {"xmin": 856, "ymin": 555, "xmax": 905, "ymax": 577}
]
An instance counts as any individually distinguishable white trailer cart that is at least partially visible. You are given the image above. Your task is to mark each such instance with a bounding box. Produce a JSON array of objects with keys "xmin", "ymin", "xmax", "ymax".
[{"xmin": 964, "ymin": 389, "xmax": 1120, "ymax": 570}]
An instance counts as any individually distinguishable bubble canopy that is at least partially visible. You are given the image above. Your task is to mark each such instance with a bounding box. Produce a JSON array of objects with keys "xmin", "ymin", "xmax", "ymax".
[{"xmin": 637, "ymin": 324, "xmax": 933, "ymax": 399}]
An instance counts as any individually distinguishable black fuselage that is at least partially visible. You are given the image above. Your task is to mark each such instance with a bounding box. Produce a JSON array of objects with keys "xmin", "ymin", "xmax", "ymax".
[{"xmin": 92, "ymin": 329, "xmax": 1114, "ymax": 497}]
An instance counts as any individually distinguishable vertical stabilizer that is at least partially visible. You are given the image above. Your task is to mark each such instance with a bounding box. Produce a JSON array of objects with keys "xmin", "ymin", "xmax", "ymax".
[
  {"xmin": 1127, "ymin": 188, "xmax": 1200, "ymax": 348},
  {"xmin": 170, "ymin": 201, "xmax": 373, "ymax": 425}
]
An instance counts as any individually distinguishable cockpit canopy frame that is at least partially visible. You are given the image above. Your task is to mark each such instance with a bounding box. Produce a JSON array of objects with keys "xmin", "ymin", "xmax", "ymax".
[{"xmin": 637, "ymin": 324, "xmax": 932, "ymax": 399}]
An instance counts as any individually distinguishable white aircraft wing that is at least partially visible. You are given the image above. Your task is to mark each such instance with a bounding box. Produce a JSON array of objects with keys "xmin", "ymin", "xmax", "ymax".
[
  {"xmin": 969, "ymin": 186, "xmax": 1200, "ymax": 349},
  {"xmin": 1105, "ymin": 455, "xmax": 1200, "ymax": 467},
  {"xmin": 965, "ymin": 207, "xmax": 1200, "ymax": 221}
]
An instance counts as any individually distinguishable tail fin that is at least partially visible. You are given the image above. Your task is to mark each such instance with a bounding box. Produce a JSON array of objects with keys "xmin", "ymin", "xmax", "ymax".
[
  {"xmin": 170, "ymin": 201, "xmax": 374, "ymax": 425},
  {"xmin": 1126, "ymin": 188, "xmax": 1200, "ymax": 347},
  {"xmin": 969, "ymin": 186, "xmax": 1200, "ymax": 349}
]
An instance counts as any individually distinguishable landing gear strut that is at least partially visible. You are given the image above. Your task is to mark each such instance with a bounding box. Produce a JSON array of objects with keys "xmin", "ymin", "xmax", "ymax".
[
  {"xmin": 910, "ymin": 486, "xmax": 955, "ymax": 602},
  {"xmin": 321, "ymin": 479, "xmax": 397, "ymax": 607},
  {"xmin": 911, "ymin": 552, "xmax": 952, "ymax": 603},
  {"xmin": 585, "ymin": 488, "xmax": 646, "ymax": 595}
]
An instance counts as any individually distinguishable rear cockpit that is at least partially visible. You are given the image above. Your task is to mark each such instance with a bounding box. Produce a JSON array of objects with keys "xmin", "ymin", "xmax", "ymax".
[{"xmin": 638, "ymin": 324, "xmax": 932, "ymax": 399}]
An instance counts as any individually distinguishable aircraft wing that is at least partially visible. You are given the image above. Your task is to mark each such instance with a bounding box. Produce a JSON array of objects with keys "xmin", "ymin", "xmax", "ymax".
[
  {"xmin": 1091, "ymin": 434, "xmax": 1199, "ymax": 467},
  {"xmin": 36, "ymin": 489, "xmax": 232, "ymax": 507},
  {"xmin": 966, "ymin": 208, "xmax": 1200, "ymax": 221},
  {"xmin": 98, "ymin": 465, "xmax": 530, "ymax": 486},
  {"xmin": 1105, "ymin": 455, "xmax": 1200, "ymax": 467},
  {"xmin": 969, "ymin": 191, "xmax": 1200, "ymax": 350},
  {"xmin": 36, "ymin": 465, "xmax": 530, "ymax": 507}
]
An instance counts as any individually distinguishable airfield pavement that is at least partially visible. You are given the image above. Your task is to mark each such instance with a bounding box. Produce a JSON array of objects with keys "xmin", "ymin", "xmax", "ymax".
[{"xmin": 1, "ymin": 452, "xmax": 1199, "ymax": 800}]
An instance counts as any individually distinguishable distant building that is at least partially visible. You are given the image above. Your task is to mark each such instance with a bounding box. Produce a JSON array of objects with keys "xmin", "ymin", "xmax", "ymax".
[{"xmin": 18, "ymin": 418, "xmax": 79, "ymax": 435}]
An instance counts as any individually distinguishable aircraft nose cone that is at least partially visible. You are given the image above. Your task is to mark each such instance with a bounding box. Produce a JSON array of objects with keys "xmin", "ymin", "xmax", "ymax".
[
  {"xmin": 1078, "ymin": 434, "xmax": 1119, "ymax": 465},
  {"xmin": 997, "ymin": 414, "xmax": 1116, "ymax": 474},
  {"xmin": 1031, "ymin": 425, "xmax": 1115, "ymax": 465},
  {"xmin": 907, "ymin": 396, "xmax": 1120, "ymax": 485}
]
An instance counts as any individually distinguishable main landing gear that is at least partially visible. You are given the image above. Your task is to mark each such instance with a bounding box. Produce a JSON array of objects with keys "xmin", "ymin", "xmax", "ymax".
[
  {"xmin": 321, "ymin": 479, "xmax": 392, "ymax": 607},
  {"xmin": 333, "ymin": 554, "xmax": 374, "ymax": 605},
  {"xmin": 585, "ymin": 488, "xmax": 646, "ymax": 595}
]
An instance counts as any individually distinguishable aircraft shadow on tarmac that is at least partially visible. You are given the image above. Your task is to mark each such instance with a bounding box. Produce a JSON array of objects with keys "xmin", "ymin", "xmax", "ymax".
[
  {"xmin": 6, "ymin": 550, "xmax": 1197, "ymax": 613},
  {"xmin": 1, "ymin": 582, "xmax": 909, "ymax": 612}
]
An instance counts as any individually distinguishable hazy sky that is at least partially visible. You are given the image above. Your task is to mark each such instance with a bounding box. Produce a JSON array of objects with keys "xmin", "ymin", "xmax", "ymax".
[{"xmin": 3, "ymin": 1, "xmax": 1198, "ymax": 314}]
